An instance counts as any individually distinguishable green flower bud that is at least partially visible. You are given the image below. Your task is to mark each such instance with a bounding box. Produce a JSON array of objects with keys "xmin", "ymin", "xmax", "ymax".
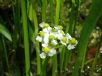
[
  {"xmin": 60, "ymin": 30, "xmax": 65, "ymax": 35},
  {"xmin": 69, "ymin": 38, "xmax": 77, "ymax": 44},
  {"xmin": 44, "ymin": 23, "xmax": 49, "ymax": 28},
  {"xmin": 49, "ymin": 35, "xmax": 55, "ymax": 40},
  {"xmin": 52, "ymin": 28, "xmax": 56, "ymax": 32},
  {"xmin": 42, "ymin": 47, "xmax": 50, "ymax": 53},
  {"xmin": 39, "ymin": 31, "xmax": 45, "ymax": 36},
  {"xmin": 62, "ymin": 37, "xmax": 67, "ymax": 43},
  {"xmin": 58, "ymin": 25, "xmax": 63, "ymax": 30}
]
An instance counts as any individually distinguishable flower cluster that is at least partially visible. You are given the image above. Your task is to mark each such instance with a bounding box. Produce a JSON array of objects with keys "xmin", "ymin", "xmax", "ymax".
[{"xmin": 36, "ymin": 22, "xmax": 78, "ymax": 59}]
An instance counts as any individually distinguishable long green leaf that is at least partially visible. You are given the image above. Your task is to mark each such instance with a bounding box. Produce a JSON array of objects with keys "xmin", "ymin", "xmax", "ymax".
[
  {"xmin": 72, "ymin": 0, "xmax": 102, "ymax": 76},
  {"xmin": 21, "ymin": 0, "xmax": 30, "ymax": 76},
  {"xmin": 0, "ymin": 24, "xmax": 12, "ymax": 41},
  {"xmin": 42, "ymin": 0, "xmax": 47, "ymax": 22},
  {"xmin": 29, "ymin": 0, "xmax": 41, "ymax": 75}
]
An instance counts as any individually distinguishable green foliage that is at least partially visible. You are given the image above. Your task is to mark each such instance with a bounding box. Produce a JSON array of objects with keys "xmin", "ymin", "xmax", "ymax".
[
  {"xmin": 0, "ymin": 23, "xmax": 12, "ymax": 41},
  {"xmin": 21, "ymin": 0, "xmax": 30, "ymax": 76},
  {"xmin": 72, "ymin": 0, "xmax": 102, "ymax": 76},
  {"xmin": 0, "ymin": 0, "xmax": 102, "ymax": 76}
]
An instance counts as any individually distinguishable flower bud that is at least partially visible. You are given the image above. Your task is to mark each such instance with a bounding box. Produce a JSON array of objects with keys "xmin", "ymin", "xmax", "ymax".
[
  {"xmin": 49, "ymin": 35, "xmax": 55, "ymax": 40},
  {"xmin": 69, "ymin": 38, "xmax": 77, "ymax": 44},
  {"xmin": 39, "ymin": 31, "xmax": 45, "ymax": 36},
  {"xmin": 42, "ymin": 47, "xmax": 50, "ymax": 53}
]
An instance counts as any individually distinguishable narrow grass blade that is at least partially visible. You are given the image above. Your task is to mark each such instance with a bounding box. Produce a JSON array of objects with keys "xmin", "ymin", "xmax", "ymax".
[
  {"xmin": 21, "ymin": 0, "xmax": 30, "ymax": 76},
  {"xmin": 42, "ymin": 0, "xmax": 47, "ymax": 22},
  {"xmin": 28, "ymin": 0, "xmax": 41, "ymax": 75},
  {"xmin": 0, "ymin": 36, "xmax": 9, "ymax": 74},
  {"xmin": 55, "ymin": 0, "xmax": 60, "ymax": 25},
  {"xmin": 0, "ymin": 23, "xmax": 12, "ymax": 41},
  {"xmin": 50, "ymin": 0, "xmax": 54, "ymax": 23},
  {"xmin": 89, "ymin": 51, "xmax": 99, "ymax": 76}
]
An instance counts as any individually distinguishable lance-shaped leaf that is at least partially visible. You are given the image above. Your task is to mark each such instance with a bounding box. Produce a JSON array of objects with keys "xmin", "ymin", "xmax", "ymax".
[{"xmin": 0, "ymin": 23, "xmax": 12, "ymax": 41}]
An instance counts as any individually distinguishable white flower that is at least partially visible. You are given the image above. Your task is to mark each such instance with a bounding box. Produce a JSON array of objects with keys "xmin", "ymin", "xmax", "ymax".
[
  {"xmin": 66, "ymin": 33, "xmax": 72, "ymax": 40},
  {"xmin": 43, "ymin": 34, "xmax": 49, "ymax": 44},
  {"xmin": 56, "ymin": 32, "xmax": 63, "ymax": 40},
  {"xmin": 43, "ymin": 28, "xmax": 49, "ymax": 34},
  {"xmin": 67, "ymin": 44, "xmax": 75, "ymax": 50},
  {"xmin": 39, "ymin": 22, "xmax": 49, "ymax": 28},
  {"xmin": 56, "ymin": 30, "xmax": 64, "ymax": 40},
  {"xmin": 60, "ymin": 37, "xmax": 68, "ymax": 45},
  {"xmin": 48, "ymin": 48, "xmax": 56, "ymax": 56},
  {"xmin": 42, "ymin": 43, "xmax": 48, "ymax": 47},
  {"xmin": 47, "ymin": 26, "xmax": 52, "ymax": 31},
  {"xmin": 40, "ymin": 52, "xmax": 46, "ymax": 59},
  {"xmin": 61, "ymin": 41, "xmax": 67, "ymax": 45},
  {"xmin": 57, "ymin": 34, "xmax": 63, "ymax": 40},
  {"xmin": 58, "ymin": 30, "xmax": 65, "ymax": 35},
  {"xmin": 37, "ymin": 22, "xmax": 78, "ymax": 59},
  {"xmin": 39, "ymin": 22, "xmax": 44, "ymax": 28},
  {"xmin": 50, "ymin": 32, "xmax": 56, "ymax": 38},
  {"xmin": 54, "ymin": 26, "xmax": 59, "ymax": 30},
  {"xmin": 51, "ymin": 39, "xmax": 58, "ymax": 45},
  {"xmin": 36, "ymin": 36, "xmax": 42, "ymax": 42}
]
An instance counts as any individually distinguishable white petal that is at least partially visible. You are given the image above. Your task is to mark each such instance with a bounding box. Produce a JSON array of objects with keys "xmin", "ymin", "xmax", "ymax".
[
  {"xmin": 51, "ymin": 40, "xmax": 58, "ymax": 45},
  {"xmin": 60, "ymin": 41, "xmax": 67, "ymax": 46},
  {"xmin": 43, "ymin": 34, "xmax": 49, "ymax": 44},
  {"xmin": 47, "ymin": 26, "xmax": 52, "ymax": 31},
  {"xmin": 48, "ymin": 52, "xmax": 53, "ymax": 57},
  {"xmin": 48, "ymin": 48, "xmax": 56, "ymax": 56},
  {"xmin": 50, "ymin": 32, "xmax": 56, "ymax": 38},
  {"xmin": 58, "ymin": 30, "xmax": 61, "ymax": 33},
  {"xmin": 40, "ymin": 52, "xmax": 46, "ymax": 59},
  {"xmin": 43, "ymin": 28, "xmax": 49, "ymax": 34},
  {"xmin": 42, "ymin": 43, "xmax": 48, "ymax": 47},
  {"xmin": 36, "ymin": 36, "xmax": 42, "ymax": 42},
  {"xmin": 66, "ymin": 33, "xmax": 72, "ymax": 39},
  {"xmin": 39, "ymin": 22, "xmax": 44, "ymax": 28},
  {"xmin": 56, "ymin": 33, "xmax": 63, "ymax": 40},
  {"xmin": 67, "ymin": 44, "xmax": 75, "ymax": 50}
]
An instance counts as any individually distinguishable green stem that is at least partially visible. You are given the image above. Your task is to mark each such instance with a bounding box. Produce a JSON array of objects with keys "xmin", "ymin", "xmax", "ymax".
[
  {"xmin": 41, "ymin": 58, "xmax": 48, "ymax": 76},
  {"xmin": 59, "ymin": 0, "xmax": 64, "ymax": 18},
  {"xmin": 42, "ymin": 0, "xmax": 47, "ymax": 22},
  {"xmin": 0, "ymin": 36, "xmax": 9, "ymax": 74},
  {"xmin": 64, "ymin": 50, "xmax": 71, "ymax": 76},
  {"xmin": 60, "ymin": 47, "xmax": 65, "ymax": 74},
  {"xmin": 2, "ymin": 37, "xmax": 9, "ymax": 71},
  {"xmin": 81, "ymin": 50, "xmax": 86, "ymax": 72},
  {"xmin": 50, "ymin": 0, "xmax": 54, "ymax": 23},
  {"xmin": 52, "ymin": 0, "xmax": 60, "ymax": 76},
  {"xmin": 59, "ymin": 0, "xmax": 65, "ymax": 74},
  {"xmin": 89, "ymin": 51, "xmax": 99, "ymax": 76},
  {"xmin": 31, "ymin": 1, "xmax": 41, "ymax": 75},
  {"xmin": 55, "ymin": 0, "xmax": 60, "ymax": 25},
  {"xmin": 36, "ymin": 42, "xmax": 41, "ymax": 75},
  {"xmin": 52, "ymin": 55, "xmax": 57, "ymax": 76},
  {"xmin": 21, "ymin": 0, "xmax": 30, "ymax": 76}
]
